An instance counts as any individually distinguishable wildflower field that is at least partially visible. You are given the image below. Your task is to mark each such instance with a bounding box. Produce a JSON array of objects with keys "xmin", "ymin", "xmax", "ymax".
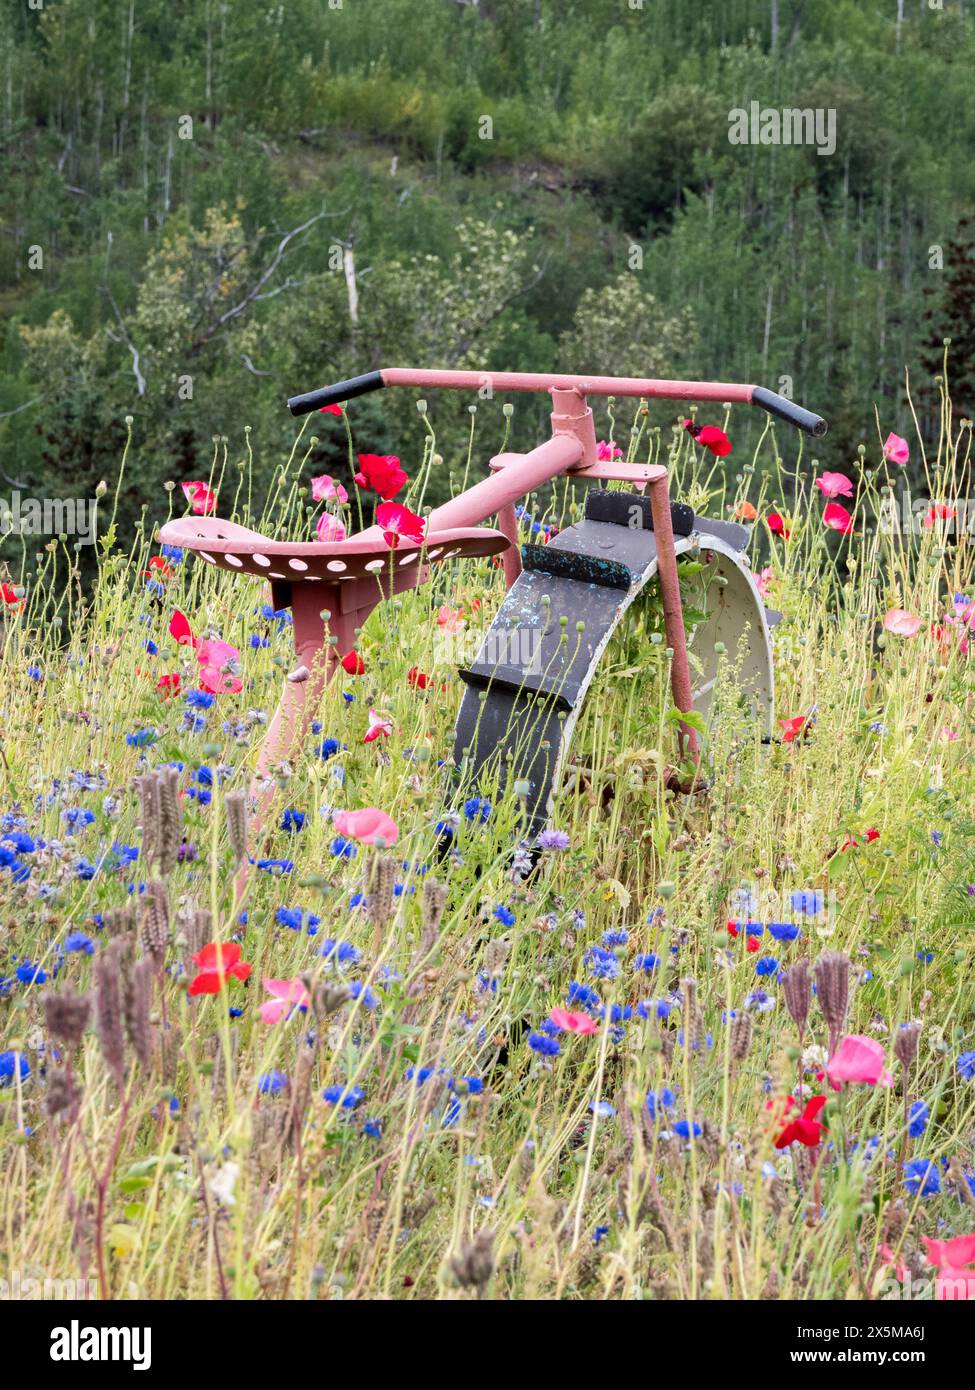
[{"xmin": 3, "ymin": 386, "xmax": 975, "ymax": 1303}]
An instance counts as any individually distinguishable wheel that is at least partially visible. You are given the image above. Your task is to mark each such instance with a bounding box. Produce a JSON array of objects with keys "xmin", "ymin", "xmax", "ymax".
[{"xmin": 451, "ymin": 490, "xmax": 776, "ymax": 835}]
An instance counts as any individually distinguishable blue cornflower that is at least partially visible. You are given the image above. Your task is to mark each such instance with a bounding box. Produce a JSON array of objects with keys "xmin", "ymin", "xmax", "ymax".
[
  {"xmin": 637, "ymin": 998, "xmax": 673, "ymax": 1021},
  {"xmin": 348, "ymin": 981, "xmax": 379, "ymax": 1010},
  {"xmin": 957, "ymin": 1051, "xmax": 975, "ymax": 1081},
  {"xmin": 0, "ymin": 1051, "xmax": 30, "ymax": 1086},
  {"xmin": 673, "ymin": 1119, "xmax": 702, "ymax": 1140},
  {"xmin": 362, "ymin": 1120, "xmax": 382, "ymax": 1139},
  {"xmin": 320, "ymin": 939, "xmax": 361, "ymax": 967},
  {"xmin": 494, "ymin": 904, "xmax": 515, "ymax": 927},
  {"xmin": 589, "ymin": 1100, "xmax": 615, "ymax": 1119},
  {"xmin": 755, "ymin": 956, "xmax": 779, "ymax": 976},
  {"xmin": 185, "ymin": 690, "xmax": 216, "ymax": 710},
  {"xmin": 768, "ymin": 922, "xmax": 800, "ymax": 942},
  {"xmin": 904, "ymin": 1157, "xmax": 941, "ymax": 1196},
  {"xmin": 322, "ymin": 1085, "xmax": 364, "ymax": 1109},
  {"xmin": 931, "ymin": 830, "xmax": 943, "ymax": 847},
  {"xmin": 143, "ymin": 639, "xmax": 159, "ymax": 656},
  {"xmin": 584, "ymin": 946, "xmax": 620, "ymax": 980},
  {"xmin": 791, "ymin": 890, "xmax": 824, "ymax": 916},
  {"xmin": 463, "ymin": 797, "xmax": 491, "ymax": 824},
  {"xmin": 646, "ymin": 1088, "xmax": 678, "ymax": 1120},
  {"xmin": 908, "ymin": 1102, "xmax": 929, "ymax": 1138},
  {"xmin": 258, "ymin": 1071, "xmax": 288, "ymax": 1096},
  {"xmin": 318, "ymin": 739, "xmax": 344, "ymax": 761},
  {"xmin": 601, "ymin": 928, "xmax": 628, "ymax": 948},
  {"xmin": 279, "ymin": 809, "xmax": 306, "ymax": 833},
  {"xmin": 634, "ymin": 952, "xmax": 661, "ymax": 974},
  {"xmin": 538, "ymin": 829, "xmax": 569, "ymax": 850},
  {"xmin": 527, "ymin": 1032, "xmax": 560, "ymax": 1057},
  {"xmin": 567, "ymin": 981, "xmax": 600, "ymax": 1010},
  {"xmin": 161, "ymin": 544, "xmax": 183, "ymax": 562},
  {"xmin": 329, "ymin": 836, "xmax": 357, "ymax": 860},
  {"xmin": 255, "ymin": 857, "xmax": 294, "ymax": 875},
  {"xmin": 62, "ymin": 807, "xmax": 95, "ymax": 833},
  {"xmin": 64, "ymin": 932, "xmax": 95, "ymax": 955},
  {"xmin": 16, "ymin": 961, "xmax": 46, "ymax": 985},
  {"xmin": 125, "ymin": 729, "xmax": 157, "ymax": 748}
]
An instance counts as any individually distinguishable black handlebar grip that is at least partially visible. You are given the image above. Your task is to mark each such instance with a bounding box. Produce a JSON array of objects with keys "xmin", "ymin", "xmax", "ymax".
[
  {"xmin": 752, "ymin": 387, "xmax": 828, "ymax": 438},
  {"xmin": 287, "ymin": 371, "xmax": 385, "ymax": 416}
]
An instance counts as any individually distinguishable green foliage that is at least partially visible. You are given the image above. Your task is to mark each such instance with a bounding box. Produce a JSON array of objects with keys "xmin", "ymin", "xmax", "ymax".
[{"xmin": 1, "ymin": 0, "xmax": 974, "ymax": 557}]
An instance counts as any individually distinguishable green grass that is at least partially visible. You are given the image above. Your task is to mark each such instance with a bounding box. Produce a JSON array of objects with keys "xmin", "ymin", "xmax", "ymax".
[{"xmin": 2, "ymin": 385, "xmax": 975, "ymax": 1301}]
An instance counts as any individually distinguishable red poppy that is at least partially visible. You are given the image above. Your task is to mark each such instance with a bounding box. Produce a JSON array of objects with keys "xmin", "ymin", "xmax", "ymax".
[
  {"xmin": 341, "ymin": 649, "xmax": 366, "ymax": 676},
  {"xmin": 408, "ymin": 667, "xmax": 431, "ymax": 690},
  {"xmin": 169, "ymin": 608, "xmax": 197, "ymax": 648},
  {"xmin": 354, "ymin": 453, "xmax": 407, "ymax": 501},
  {"xmin": 157, "ymin": 673, "xmax": 181, "ymax": 699},
  {"xmin": 319, "ymin": 404, "xmax": 343, "ymax": 417},
  {"xmin": 376, "ymin": 501, "xmax": 425, "ymax": 550},
  {"xmin": 779, "ymin": 714, "xmax": 808, "ymax": 742},
  {"xmin": 188, "ymin": 942, "xmax": 252, "ymax": 997},
  {"xmin": 683, "ymin": 420, "xmax": 732, "ymax": 457},
  {"xmin": 773, "ymin": 1094, "xmax": 827, "ymax": 1149},
  {"xmin": 1, "ymin": 583, "xmax": 23, "ymax": 607},
  {"xmin": 767, "ymin": 1095, "xmax": 828, "ymax": 1150},
  {"xmin": 142, "ymin": 555, "xmax": 172, "ymax": 581},
  {"xmin": 823, "ymin": 502, "xmax": 855, "ymax": 535},
  {"xmin": 766, "ymin": 513, "xmax": 791, "ymax": 540}
]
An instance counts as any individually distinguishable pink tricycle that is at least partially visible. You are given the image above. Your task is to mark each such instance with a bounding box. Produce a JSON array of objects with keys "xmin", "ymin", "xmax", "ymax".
[{"xmin": 160, "ymin": 368, "xmax": 826, "ymax": 834}]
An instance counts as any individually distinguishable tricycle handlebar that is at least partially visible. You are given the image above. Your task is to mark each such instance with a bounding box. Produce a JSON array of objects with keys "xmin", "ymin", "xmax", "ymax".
[{"xmin": 287, "ymin": 368, "xmax": 828, "ymax": 437}]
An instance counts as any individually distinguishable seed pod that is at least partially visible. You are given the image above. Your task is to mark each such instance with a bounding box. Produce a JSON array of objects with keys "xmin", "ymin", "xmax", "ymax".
[
  {"xmin": 43, "ymin": 986, "xmax": 91, "ymax": 1048},
  {"xmin": 781, "ymin": 959, "xmax": 812, "ymax": 1036},
  {"xmin": 224, "ymin": 789, "xmax": 249, "ymax": 864},
  {"xmin": 141, "ymin": 881, "xmax": 170, "ymax": 967},
  {"xmin": 448, "ymin": 1229, "xmax": 495, "ymax": 1296},
  {"xmin": 815, "ymin": 951, "xmax": 851, "ymax": 1048},
  {"xmin": 894, "ymin": 1020, "xmax": 922, "ymax": 1068},
  {"xmin": 124, "ymin": 956, "xmax": 155, "ymax": 1069},
  {"xmin": 95, "ymin": 947, "xmax": 125, "ymax": 1084}
]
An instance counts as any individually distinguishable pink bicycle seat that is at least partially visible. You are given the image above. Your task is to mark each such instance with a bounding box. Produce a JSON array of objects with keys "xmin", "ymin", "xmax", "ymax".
[{"xmin": 158, "ymin": 516, "xmax": 510, "ymax": 583}]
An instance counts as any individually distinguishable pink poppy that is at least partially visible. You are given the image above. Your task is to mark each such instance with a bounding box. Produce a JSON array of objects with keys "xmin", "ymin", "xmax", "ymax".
[
  {"xmin": 882, "ymin": 432, "xmax": 910, "ymax": 465},
  {"xmin": 332, "ymin": 807, "xmax": 399, "ymax": 847},
  {"xmin": 924, "ymin": 1233, "xmax": 975, "ymax": 1300},
  {"xmin": 311, "ymin": 474, "xmax": 348, "ymax": 505},
  {"xmin": 363, "ymin": 707, "xmax": 393, "ymax": 743},
  {"xmin": 376, "ymin": 501, "xmax": 425, "ymax": 550},
  {"xmin": 436, "ymin": 605, "xmax": 465, "ymax": 634},
  {"xmin": 755, "ymin": 566, "xmax": 773, "ymax": 598},
  {"xmin": 883, "ymin": 608, "xmax": 922, "ymax": 638},
  {"xmin": 316, "ymin": 512, "xmax": 347, "ymax": 543},
  {"xmin": 260, "ymin": 977, "xmax": 310, "ymax": 1025},
  {"xmin": 815, "ymin": 472, "xmax": 854, "ymax": 499},
  {"xmin": 924, "ymin": 503, "xmax": 956, "ymax": 527},
  {"xmin": 181, "ymin": 480, "xmax": 218, "ymax": 515},
  {"xmin": 550, "ymin": 1006, "xmax": 599, "ymax": 1036},
  {"xmin": 596, "ymin": 440, "xmax": 623, "ymax": 461},
  {"xmin": 197, "ymin": 637, "xmax": 243, "ymax": 695},
  {"xmin": 823, "ymin": 502, "xmax": 855, "ymax": 534},
  {"xmin": 826, "ymin": 1034, "xmax": 893, "ymax": 1087}
]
